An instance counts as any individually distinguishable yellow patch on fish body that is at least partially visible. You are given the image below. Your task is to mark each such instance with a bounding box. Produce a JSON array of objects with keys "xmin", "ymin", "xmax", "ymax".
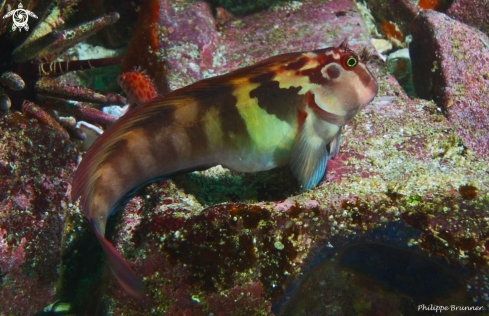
[
  {"xmin": 202, "ymin": 106, "xmax": 224, "ymax": 152},
  {"xmin": 275, "ymin": 71, "xmax": 316, "ymax": 95},
  {"xmin": 71, "ymin": 43, "xmax": 378, "ymax": 299},
  {"xmin": 233, "ymin": 81, "xmax": 296, "ymax": 168}
]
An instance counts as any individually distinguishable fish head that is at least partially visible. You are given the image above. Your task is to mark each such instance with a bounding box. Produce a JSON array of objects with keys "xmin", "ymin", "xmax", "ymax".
[
  {"xmin": 117, "ymin": 72, "xmax": 140, "ymax": 93},
  {"xmin": 329, "ymin": 46, "xmax": 379, "ymax": 110},
  {"xmin": 301, "ymin": 45, "xmax": 378, "ymax": 125},
  {"xmin": 117, "ymin": 72, "xmax": 133, "ymax": 97},
  {"xmin": 118, "ymin": 71, "xmax": 143, "ymax": 106},
  {"xmin": 117, "ymin": 72, "xmax": 127, "ymax": 88}
]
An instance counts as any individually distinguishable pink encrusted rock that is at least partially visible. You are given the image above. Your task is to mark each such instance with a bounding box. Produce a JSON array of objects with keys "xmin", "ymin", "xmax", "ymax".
[
  {"xmin": 410, "ymin": 10, "xmax": 489, "ymax": 159},
  {"xmin": 126, "ymin": 0, "xmax": 374, "ymax": 92},
  {"xmin": 447, "ymin": 0, "xmax": 489, "ymax": 37},
  {"xmin": 0, "ymin": 112, "xmax": 78, "ymax": 315}
]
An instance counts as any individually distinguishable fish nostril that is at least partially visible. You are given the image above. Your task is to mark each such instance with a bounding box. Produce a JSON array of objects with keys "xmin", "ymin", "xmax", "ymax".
[{"xmin": 326, "ymin": 65, "xmax": 341, "ymax": 79}]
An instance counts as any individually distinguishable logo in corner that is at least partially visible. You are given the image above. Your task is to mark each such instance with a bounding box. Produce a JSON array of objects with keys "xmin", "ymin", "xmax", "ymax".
[{"xmin": 2, "ymin": 2, "xmax": 38, "ymax": 32}]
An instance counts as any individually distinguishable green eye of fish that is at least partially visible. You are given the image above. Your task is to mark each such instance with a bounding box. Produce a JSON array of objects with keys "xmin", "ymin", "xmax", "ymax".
[{"xmin": 343, "ymin": 56, "xmax": 358, "ymax": 69}]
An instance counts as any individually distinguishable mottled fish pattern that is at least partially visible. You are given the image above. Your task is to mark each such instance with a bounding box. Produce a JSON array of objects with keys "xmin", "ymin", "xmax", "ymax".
[
  {"xmin": 118, "ymin": 68, "xmax": 158, "ymax": 109},
  {"xmin": 72, "ymin": 43, "xmax": 378, "ymax": 299}
]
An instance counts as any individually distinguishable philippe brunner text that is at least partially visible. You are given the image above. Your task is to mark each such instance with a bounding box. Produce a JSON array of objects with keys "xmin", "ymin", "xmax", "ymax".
[{"xmin": 418, "ymin": 304, "xmax": 483, "ymax": 313}]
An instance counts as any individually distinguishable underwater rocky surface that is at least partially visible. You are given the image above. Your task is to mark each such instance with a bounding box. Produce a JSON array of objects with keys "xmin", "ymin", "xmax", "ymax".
[
  {"xmin": 0, "ymin": 0, "xmax": 489, "ymax": 315},
  {"xmin": 410, "ymin": 10, "xmax": 489, "ymax": 159},
  {"xmin": 447, "ymin": 0, "xmax": 489, "ymax": 37},
  {"xmin": 0, "ymin": 112, "xmax": 78, "ymax": 314}
]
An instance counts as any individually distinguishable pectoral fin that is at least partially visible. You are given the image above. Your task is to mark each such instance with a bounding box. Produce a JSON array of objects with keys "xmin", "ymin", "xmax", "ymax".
[
  {"xmin": 329, "ymin": 128, "xmax": 342, "ymax": 158},
  {"xmin": 290, "ymin": 116, "xmax": 340, "ymax": 190}
]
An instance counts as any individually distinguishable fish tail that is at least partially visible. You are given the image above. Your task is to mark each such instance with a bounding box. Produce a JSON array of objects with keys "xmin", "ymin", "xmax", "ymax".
[
  {"xmin": 92, "ymin": 221, "xmax": 146, "ymax": 299},
  {"xmin": 71, "ymin": 97, "xmax": 204, "ymax": 297}
]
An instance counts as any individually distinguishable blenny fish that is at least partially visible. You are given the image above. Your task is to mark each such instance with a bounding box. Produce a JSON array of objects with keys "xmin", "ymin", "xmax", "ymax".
[
  {"xmin": 71, "ymin": 43, "xmax": 378, "ymax": 299},
  {"xmin": 117, "ymin": 68, "xmax": 158, "ymax": 109}
]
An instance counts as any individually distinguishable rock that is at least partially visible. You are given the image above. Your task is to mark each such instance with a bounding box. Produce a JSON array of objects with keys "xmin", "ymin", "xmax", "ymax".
[
  {"xmin": 277, "ymin": 228, "xmax": 473, "ymax": 315},
  {"xmin": 371, "ymin": 38, "xmax": 393, "ymax": 58},
  {"xmin": 208, "ymin": 0, "xmax": 296, "ymax": 14},
  {"xmin": 123, "ymin": 0, "xmax": 373, "ymax": 92},
  {"xmin": 410, "ymin": 10, "xmax": 489, "ymax": 158},
  {"xmin": 447, "ymin": 0, "xmax": 489, "ymax": 37},
  {"xmin": 0, "ymin": 112, "xmax": 78, "ymax": 315},
  {"xmin": 386, "ymin": 48, "xmax": 414, "ymax": 96}
]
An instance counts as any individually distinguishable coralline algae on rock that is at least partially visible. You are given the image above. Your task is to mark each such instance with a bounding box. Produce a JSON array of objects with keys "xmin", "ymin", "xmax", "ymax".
[
  {"xmin": 123, "ymin": 0, "xmax": 373, "ymax": 92},
  {"xmin": 208, "ymin": 0, "xmax": 296, "ymax": 14},
  {"xmin": 0, "ymin": 112, "xmax": 78, "ymax": 315},
  {"xmin": 410, "ymin": 10, "xmax": 489, "ymax": 158},
  {"xmin": 447, "ymin": 0, "xmax": 489, "ymax": 37}
]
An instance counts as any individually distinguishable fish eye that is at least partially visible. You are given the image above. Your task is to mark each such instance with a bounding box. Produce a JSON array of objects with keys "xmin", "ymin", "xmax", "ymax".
[{"xmin": 342, "ymin": 55, "xmax": 358, "ymax": 69}]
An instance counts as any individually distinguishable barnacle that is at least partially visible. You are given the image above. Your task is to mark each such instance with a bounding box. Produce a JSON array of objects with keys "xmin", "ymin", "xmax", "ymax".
[{"xmin": 0, "ymin": 0, "xmax": 127, "ymax": 139}]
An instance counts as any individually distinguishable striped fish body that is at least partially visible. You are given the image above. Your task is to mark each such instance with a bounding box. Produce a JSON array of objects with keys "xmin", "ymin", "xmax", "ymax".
[{"xmin": 71, "ymin": 44, "xmax": 378, "ymax": 299}]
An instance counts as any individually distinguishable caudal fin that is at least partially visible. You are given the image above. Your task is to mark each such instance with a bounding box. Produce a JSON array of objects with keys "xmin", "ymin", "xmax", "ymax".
[{"xmin": 92, "ymin": 223, "xmax": 146, "ymax": 299}]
